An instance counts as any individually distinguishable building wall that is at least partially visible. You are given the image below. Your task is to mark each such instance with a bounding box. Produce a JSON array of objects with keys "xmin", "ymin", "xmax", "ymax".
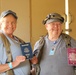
[
  {"xmin": 0, "ymin": 0, "xmax": 76, "ymax": 48},
  {"xmin": 69, "ymin": 0, "xmax": 76, "ymax": 39},
  {"xmin": 0, "ymin": 0, "xmax": 30, "ymax": 42},
  {"xmin": 30, "ymin": 0, "xmax": 76, "ymax": 47},
  {"xmin": 30, "ymin": 0, "xmax": 65, "ymax": 46}
]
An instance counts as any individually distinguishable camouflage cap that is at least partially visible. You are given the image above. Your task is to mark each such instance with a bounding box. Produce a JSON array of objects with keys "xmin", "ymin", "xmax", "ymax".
[{"xmin": 42, "ymin": 13, "xmax": 64, "ymax": 25}]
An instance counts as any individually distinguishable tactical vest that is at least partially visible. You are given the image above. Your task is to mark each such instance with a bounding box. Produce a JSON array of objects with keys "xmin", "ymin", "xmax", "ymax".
[
  {"xmin": 0, "ymin": 33, "xmax": 25, "ymax": 75},
  {"xmin": 33, "ymin": 33, "xmax": 76, "ymax": 75}
]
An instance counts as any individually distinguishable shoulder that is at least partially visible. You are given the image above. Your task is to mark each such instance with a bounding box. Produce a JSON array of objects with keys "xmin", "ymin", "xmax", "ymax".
[
  {"xmin": 14, "ymin": 35, "xmax": 25, "ymax": 43},
  {"xmin": 61, "ymin": 33, "xmax": 76, "ymax": 41},
  {"xmin": 61, "ymin": 33, "xmax": 71, "ymax": 43},
  {"xmin": 70, "ymin": 37, "xmax": 76, "ymax": 47},
  {"xmin": 34, "ymin": 34, "xmax": 47, "ymax": 45},
  {"xmin": 33, "ymin": 35, "xmax": 47, "ymax": 51},
  {"xmin": 61, "ymin": 33, "xmax": 71, "ymax": 38},
  {"xmin": 61, "ymin": 33, "xmax": 76, "ymax": 47}
]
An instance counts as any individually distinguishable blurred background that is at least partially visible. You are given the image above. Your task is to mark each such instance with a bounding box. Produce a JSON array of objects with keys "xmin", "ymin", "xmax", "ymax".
[{"xmin": 0, "ymin": 0, "xmax": 76, "ymax": 48}]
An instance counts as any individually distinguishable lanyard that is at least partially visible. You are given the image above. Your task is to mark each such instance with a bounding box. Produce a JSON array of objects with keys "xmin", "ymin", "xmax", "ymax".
[{"xmin": 49, "ymin": 41, "xmax": 58, "ymax": 55}]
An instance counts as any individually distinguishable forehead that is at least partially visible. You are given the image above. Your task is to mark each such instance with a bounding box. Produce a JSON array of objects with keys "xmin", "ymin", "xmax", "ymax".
[{"xmin": 46, "ymin": 21, "xmax": 62, "ymax": 25}]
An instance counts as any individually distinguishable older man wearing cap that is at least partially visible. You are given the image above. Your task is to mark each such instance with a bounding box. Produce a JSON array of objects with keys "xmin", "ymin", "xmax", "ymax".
[
  {"xmin": 0, "ymin": 10, "xmax": 32, "ymax": 75},
  {"xmin": 32, "ymin": 13, "xmax": 76, "ymax": 75}
]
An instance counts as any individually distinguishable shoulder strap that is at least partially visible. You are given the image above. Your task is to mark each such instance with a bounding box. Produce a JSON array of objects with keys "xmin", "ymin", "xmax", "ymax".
[
  {"xmin": 14, "ymin": 36, "xmax": 25, "ymax": 44},
  {"xmin": 62, "ymin": 33, "xmax": 71, "ymax": 48},
  {"xmin": 0, "ymin": 33, "xmax": 14, "ymax": 75},
  {"xmin": 0, "ymin": 33, "xmax": 12, "ymax": 62}
]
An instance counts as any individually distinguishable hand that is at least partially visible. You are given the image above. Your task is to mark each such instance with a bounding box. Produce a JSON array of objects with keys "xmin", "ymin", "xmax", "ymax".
[
  {"xmin": 12, "ymin": 56, "xmax": 26, "ymax": 68},
  {"xmin": 30, "ymin": 56, "xmax": 38, "ymax": 64}
]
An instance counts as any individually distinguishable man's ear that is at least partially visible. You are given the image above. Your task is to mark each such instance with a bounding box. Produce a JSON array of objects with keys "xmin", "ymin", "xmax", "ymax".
[{"xmin": 45, "ymin": 24, "xmax": 48, "ymax": 30}]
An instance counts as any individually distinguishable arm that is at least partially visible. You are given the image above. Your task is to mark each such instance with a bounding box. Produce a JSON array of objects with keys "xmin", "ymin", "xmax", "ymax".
[
  {"xmin": 30, "ymin": 37, "xmax": 44, "ymax": 75},
  {"xmin": 0, "ymin": 56, "xmax": 26, "ymax": 73},
  {"xmin": 0, "ymin": 35, "xmax": 26, "ymax": 73}
]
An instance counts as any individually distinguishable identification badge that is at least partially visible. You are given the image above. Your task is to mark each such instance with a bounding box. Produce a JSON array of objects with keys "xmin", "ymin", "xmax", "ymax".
[{"xmin": 49, "ymin": 49, "xmax": 55, "ymax": 55}]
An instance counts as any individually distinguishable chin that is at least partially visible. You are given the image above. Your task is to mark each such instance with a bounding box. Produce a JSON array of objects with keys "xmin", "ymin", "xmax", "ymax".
[{"xmin": 6, "ymin": 31, "xmax": 13, "ymax": 35}]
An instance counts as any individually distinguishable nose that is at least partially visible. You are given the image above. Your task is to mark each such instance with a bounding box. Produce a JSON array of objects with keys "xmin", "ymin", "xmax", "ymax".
[
  {"xmin": 54, "ymin": 24, "xmax": 58, "ymax": 27},
  {"xmin": 8, "ymin": 23, "xmax": 13, "ymax": 27}
]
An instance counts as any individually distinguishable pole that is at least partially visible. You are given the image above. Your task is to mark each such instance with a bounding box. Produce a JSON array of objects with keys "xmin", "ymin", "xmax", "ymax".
[{"xmin": 65, "ymin": 0, "xmax": 69, "ymax": 34}]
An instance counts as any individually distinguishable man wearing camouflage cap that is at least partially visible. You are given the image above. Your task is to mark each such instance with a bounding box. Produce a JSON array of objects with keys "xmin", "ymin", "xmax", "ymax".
[{"xmin": 33, "ymin": 13, "xmax": 76, "ymax": 75}]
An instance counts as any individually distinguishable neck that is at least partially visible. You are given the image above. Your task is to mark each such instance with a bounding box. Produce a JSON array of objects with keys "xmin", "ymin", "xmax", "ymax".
[
  {"xmin": 7, "ymin": 34, "xmax": 14, "ymax": 38},
  {"xmin": 48, "ymin": 34, "xmax": 60, "ymax": 41}
]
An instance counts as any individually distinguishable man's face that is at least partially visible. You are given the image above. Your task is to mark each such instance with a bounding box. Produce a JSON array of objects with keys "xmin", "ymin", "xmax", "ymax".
[
  {"xmin": 45, "ymin": 21, "xmax": 62, "ymax": 37},
  {"xmin": 0, "ymin": 14, "xmax": 17, "ymax": 35}
]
